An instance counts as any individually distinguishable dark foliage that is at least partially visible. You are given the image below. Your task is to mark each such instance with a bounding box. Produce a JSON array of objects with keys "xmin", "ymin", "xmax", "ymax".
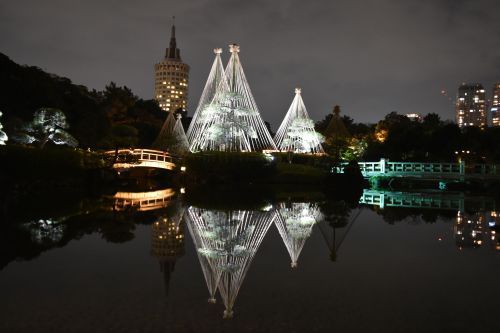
[{"xmin": 0, "ymin": 53, "xmax": 166, "ymax": 149}]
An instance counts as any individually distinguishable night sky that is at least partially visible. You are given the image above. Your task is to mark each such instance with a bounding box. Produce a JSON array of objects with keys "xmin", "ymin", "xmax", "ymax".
[{"xmin": 1, "ymin": 0, "xmax": 499, "ymax": 129}]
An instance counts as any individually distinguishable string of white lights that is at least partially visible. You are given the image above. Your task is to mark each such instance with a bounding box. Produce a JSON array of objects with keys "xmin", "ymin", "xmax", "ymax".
[{"xmin": 187, "ymin": 48, "xmax": 225, "ymax": 150}]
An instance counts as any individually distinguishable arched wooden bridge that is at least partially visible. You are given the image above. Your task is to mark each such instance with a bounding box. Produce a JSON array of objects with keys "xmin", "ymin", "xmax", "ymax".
[
  {"xmin": 105, "ymin": 149, "xmax": 177, "ymax": 170},
  {"xmin": 111, "ymin": 188, "xmax": 176, "ymax": 211}
]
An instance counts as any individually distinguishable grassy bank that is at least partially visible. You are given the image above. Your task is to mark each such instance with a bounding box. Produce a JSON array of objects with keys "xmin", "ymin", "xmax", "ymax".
[
  {"xmin": 0, "ymin": 145, "xmax": 108, "ymax": 202},
  {"xmin": 184, "ymin": 151, "xmax": 335, "ymax": 185}
]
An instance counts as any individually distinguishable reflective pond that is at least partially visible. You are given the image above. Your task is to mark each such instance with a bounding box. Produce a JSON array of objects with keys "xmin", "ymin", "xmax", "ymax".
[{"xmin": 1, "ymin": 187, "xmax": 500, "ymax": 332}]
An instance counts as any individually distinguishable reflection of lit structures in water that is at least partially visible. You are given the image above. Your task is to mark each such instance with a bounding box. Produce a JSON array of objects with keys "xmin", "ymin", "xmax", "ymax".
[
  {"xmin": 317, "ymin": 207, "xmax": 362, "ymax": 262},
  {"xmin": 274, "ymin": 202, "xmax": 322, "ymax": 268},
  {"xmin": 186, "ymin": 209, "xmax": 220, "ymax": 304},
  {"xmin": 22, "ymin": 218, "xmax": 65, "ymax": 244},
  {"xmin": 489, "ymin": 212, "xmax": 500, "ymax": 251},
  {"xmin": 112, "ymin": 188, "xmax": 176, "ymax": 211},
  {"xmin": 185, "ymin": 207, "xmax": 275, "ymax": 318},
  {"xmin": 360, "ymin": 189, "xmax": 500, "ymax": 251},
  {"xmin": 150, "ymin": 209, "xmax": 185, "ymax": 297},
  {"xmin": 455, "ymin": 211, "xmax": 500, "ymax": 250},
  {"xmin": 359, "ymin": 189, "xmax": 465, "ymax": 210}
]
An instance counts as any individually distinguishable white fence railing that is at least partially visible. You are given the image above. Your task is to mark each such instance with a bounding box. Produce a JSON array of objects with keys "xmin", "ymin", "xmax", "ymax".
[{"xmin": 338, "ymin": 159, "xmax": 500, "ymax": 179}]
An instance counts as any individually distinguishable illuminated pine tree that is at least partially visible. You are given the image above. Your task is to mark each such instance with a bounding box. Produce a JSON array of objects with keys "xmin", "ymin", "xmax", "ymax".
[
  {"xmin": 187, "ymin": 48, "xmax": 225, "ymax": 149},
  {"xmin": 191, "ymin": 44, "xmax": 277, "ymax": 152},
  {"xmin": 0, "ymin": 111, "xmax": 7, "ymax": 145},
  {"xmin": 14, "ymin": 108, "xmax": 78, "ymax": 148},
  {"xmin": 274, "ymin": 88, "xmax": 324, "ymax": 154},
  {"xmin": 275, "ymin": 202, "xmax": 322, "ymax": 268}
]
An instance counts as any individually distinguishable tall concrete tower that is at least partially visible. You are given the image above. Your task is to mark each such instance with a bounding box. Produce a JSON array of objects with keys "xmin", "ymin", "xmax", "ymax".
[{"xmin": 154, "ymin": 18, "xmax": 190, "ymax": 113}]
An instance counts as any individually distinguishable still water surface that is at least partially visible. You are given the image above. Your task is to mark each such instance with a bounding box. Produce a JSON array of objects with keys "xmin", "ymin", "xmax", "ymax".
[{"xmin": 1, "ymin": 188, "xmax": 499, "ymax": 332}]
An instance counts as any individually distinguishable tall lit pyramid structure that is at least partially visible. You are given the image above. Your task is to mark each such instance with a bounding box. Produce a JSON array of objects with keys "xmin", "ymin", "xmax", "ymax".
[
  {"xmin": 187, "ymin": 48, "xmax": 225, "ymax": 149},
  {"xmin": 190, "ymin": 44, "xmax": 277, "ymax": 152},
  {"xmin": 186, "ymin": 207, "xmax": 275, "ymax": 318},
  {"xmin": 275, "ymin": 202, "xmax": 322, "ymax": 268},
  {"xmin": 274, "ymin": 88, "xmax": 324, "ymax": 154}
]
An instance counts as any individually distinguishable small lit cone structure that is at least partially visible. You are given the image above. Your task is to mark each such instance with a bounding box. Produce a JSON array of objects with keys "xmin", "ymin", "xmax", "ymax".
[
  {"xmin": 187, "ymin": 48, "xmax": 225, "ymax": 148},
  {"xmin": 153, "ymin": 113, "xmax": 189, "ymax": 155},
  {"xmin": 153, "ymin": 111, "xmax": 176, "ymax": 149},
  {"xmin": 151, "ymin": 208, "xmax": 185, "ymax": 297},
  {"xmin": 274, "ymin": 88, "xmax": 324, "ymax": 154},
  {"xmin": 191, "ymin": 44, "xmax": 277, "ymax": 152},
  {"xmin": 275, "ymin": 202, "xmax": 323, "ymax": 268},
  {"xmin": 186, "ymin": 207, "xmax": 275, "ymax": 318},
  {"xmin": 171, "ymin": 114, "xmax": 190, "ymax": 155},
  {"xmin": 0, "ymin": 111, "xmax": 7, "ymax": 145}
]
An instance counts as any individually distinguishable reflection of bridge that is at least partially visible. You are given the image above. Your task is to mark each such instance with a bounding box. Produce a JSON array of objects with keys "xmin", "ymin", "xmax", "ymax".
[
  {"xmin": 105, "ymin": 149, "xmax": 177, "ymax": 170},
  {"xmin": 340, "ymin": 159, "xmax": 500, "ymax": 180},
  {"xmin": 360, "ymin": 189, "xmax": 495, "ymax": 211},
  {"xmin": 111, "ymin": 188, "xmax": 176, "ymax": 211}
]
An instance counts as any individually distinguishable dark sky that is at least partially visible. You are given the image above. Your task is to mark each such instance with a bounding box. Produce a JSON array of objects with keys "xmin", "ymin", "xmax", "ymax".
[{"xmin": 1, "ymin": 0, "xmax": 499, "ymax": 129}]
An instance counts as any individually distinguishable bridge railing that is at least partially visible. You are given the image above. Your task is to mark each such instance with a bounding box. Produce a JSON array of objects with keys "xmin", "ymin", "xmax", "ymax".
[
  {"xmin": 339, "ymin": 159, "xmax": 500, "ymax": 178},
  {"xmin": 104, "ymin": 149, "xmax": 178, "ymax": 170},
  {"xmin": 384, "ymin": 162, "xmax": 460, "ymax": 174}
]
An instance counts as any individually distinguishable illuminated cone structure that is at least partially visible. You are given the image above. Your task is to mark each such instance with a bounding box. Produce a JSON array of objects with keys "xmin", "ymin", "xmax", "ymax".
[
  {"xmin": 186, "ymin": 207, "xmax": 275, "ymax": 318},
  {"xmin": 274, "ymin": 88, "xmax": 324, "ymax": 154},
  {"xmin": 187, "ymin": 48, "xmax": 225, "ymax": 148},
  {"xmin": 190, "ymin": 44, "xmax": 277, "ymax": 152},
  {"xmin": 153, "ymin": 112, "xmax": 175, "ymax": 148},
  {"xmin": 275, "ymin": 202, "xmax": 323, "ymax": 268},
  {"xmin": 153, "ymin": 113, "xmax": 189, "ymax": 155},
  {"xmin": 171, "ymin": 114, "xmax": 190, "ymax": 154}
]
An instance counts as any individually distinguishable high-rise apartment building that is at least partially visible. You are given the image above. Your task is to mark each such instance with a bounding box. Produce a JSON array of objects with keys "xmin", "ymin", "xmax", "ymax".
[
  {"xmin": 491, "ymin": 83, "xmax": 500, "ymax": 127},
  {"xmin": 154, "ymin": 21, "xmax": 189, "ymax": 113},
  {"xmin": 455, "ymin": 83, "xmax": 486, "ymax": 128}
]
